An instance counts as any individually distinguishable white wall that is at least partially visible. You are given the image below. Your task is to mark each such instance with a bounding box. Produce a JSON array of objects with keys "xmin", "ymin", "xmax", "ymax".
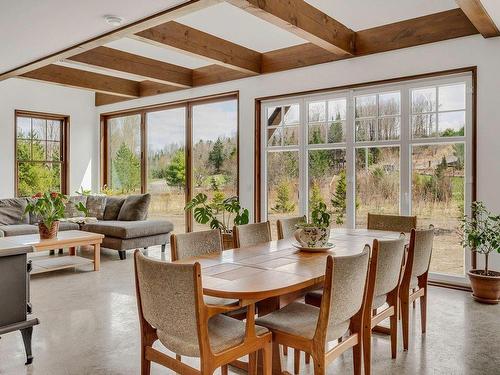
[
  {"xmin": 98, "ymin": 34, "xmax": 500, "ymax": 271},
  {"xmin": 0, "ymin": 79, "xmax": 98, "ymax": 197}
]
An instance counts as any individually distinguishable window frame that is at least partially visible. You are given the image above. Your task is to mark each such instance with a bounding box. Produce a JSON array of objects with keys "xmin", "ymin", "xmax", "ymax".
[
  {"xmin": 100, "ymin": 92, "xmax": 239, "ymax": 232},
  {"xmin": 258, "ymin": 69, "xmax": 475, "ymax": 285},
  {"xmin": 14, "ymin": 110, "xmax": 70, "ymax": 196}
]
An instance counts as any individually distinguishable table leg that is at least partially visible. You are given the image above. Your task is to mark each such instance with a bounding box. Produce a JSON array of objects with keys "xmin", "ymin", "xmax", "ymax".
[
  {"xmin": 69, "ymin": 246, "xmax": 76, "ymax": 256},
  {"xmin": 94, "ymin": 243, "xmax": 101, "ymax": 271},
  {"xmin": 20, "ymin": 326, "xmax": 33, "ymax": 365}
]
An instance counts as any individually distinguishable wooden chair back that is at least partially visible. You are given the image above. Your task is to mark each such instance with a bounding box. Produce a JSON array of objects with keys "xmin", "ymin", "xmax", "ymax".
[
  {"xmin": 277, "ymin": 216, "xmax": 307, "ymax": 240},
  {"xmin": 170, "ymin": 229, "xmax": 223, "ymax": 261},
  {"xmin": 367, "ymin": 213, "xmax": 417, "ymax": 233},
  {"xmin": 233, "ymin": 221, "xmax": 272, "ymax": 248}
]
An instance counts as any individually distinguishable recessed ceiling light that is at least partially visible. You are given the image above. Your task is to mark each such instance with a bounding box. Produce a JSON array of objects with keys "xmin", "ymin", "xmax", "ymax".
[{"xmin": 104, "ymin": 15, "xmax": 123, "ymax": 27}]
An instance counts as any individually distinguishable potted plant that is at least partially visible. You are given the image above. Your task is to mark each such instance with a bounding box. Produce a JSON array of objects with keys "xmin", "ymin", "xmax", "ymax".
[
  {"xmin": 461, "ymin": 201, "xmax": 500, "ymax": 304},
  {"xmin": 294, "ymin": 202, "xmax": 332, "ymax": 248},
  {"xmin": 185, "ymin": 193, "xmax": 249, "ymax": 249},
  {"xmin": 25, "ymin": 192, "xmax": 67, "ymax": 239}
]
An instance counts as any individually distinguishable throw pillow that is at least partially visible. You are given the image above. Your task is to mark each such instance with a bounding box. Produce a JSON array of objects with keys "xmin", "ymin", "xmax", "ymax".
[
  {"xmin": 103, "ymin": 196, "xmax": 126, "ymax": 221},
  {"xmin": 64, "ymin": 196, "xmax": 87, "ymax": 218},
  {"xmin": 0, "ymin": 198, "xmax": 29, "ymax": 225},
  {"xmin": 86, "ymin": 196, "xmax": 107, "ymax": 220},
  {"xmin": 117, "ymin": 194, "xmax": 151, "ymax": 221}
]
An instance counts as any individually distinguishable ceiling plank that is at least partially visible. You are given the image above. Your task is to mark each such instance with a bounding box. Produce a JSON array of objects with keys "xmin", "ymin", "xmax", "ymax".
[
  {"xmin": 193, "ymin": 65, "xmax": 252, "ymax": 86},
  {"xmin": 455, "ymin": 0, "xmax": 500, "ymax": 38},
  {"xmin": 139, "ymin": 81, "xmax": 184, "ymax": 96},
  {"xmin": 68, "ymin": 47, "xmax": 193, "ymax": 87},
  {"xmin": 226, "ymin": 0, "xmax": 354, "ymax": 55},
  {"xmin": 95, "ymin": 93, "xmax": 131, "ymax": 106},
  {"xmin": 355, "ymin": 9, "xmax": 479, "ymax": 55},
  {"xmin": 22, "ymin": 64, "xmax": 140, "ymax": 97},
  {"xmin": 0, "ymin": 0, "xmax": 221, "ymax": 81},
  {"xmin": 133, "ymin": 21, "xmax": 262, "ymax": 74}
]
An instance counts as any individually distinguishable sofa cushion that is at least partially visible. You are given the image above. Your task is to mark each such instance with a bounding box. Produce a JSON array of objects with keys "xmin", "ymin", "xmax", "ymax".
[
  {"xmin": 117, "ymin": 194, "xmax": 151, "ymax": 221},
  {"xmin": 86, "ymin": 196, "xmax": 107, "ymax": 220},
  {"xmin": 58, "ymin": 221, "xmax": 80, "ymax": 231},
  {"xmin": 82, "ymin": 220, "xmax": 173, "ymax": 240},
  {"xmin": 103, "ymin": 197, "xmax": 126, "ymax": 221},
  {"xmin": 0, "ymin": 198, "xmax": 29, "ymax": 225},
  {"xmin": 0, "ymin": 224, "xmax": 38, "ymax": 237},
  {"xmin": 65, "ymin": 196, "xmax": 87, "ymax": 218}
]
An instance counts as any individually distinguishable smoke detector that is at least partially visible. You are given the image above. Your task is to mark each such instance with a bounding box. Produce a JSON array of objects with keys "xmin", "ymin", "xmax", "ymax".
[{"xmin": 104, "ymin": 15, "xmax": 123, "ymax": 27}]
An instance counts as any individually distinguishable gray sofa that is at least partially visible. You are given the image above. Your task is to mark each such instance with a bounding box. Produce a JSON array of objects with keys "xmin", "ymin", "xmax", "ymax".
[{"xmin": 0, "ymin": 194, "xmax": 173, "ymax": 260}]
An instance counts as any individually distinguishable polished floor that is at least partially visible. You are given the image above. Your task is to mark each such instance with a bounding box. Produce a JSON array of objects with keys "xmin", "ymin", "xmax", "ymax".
[{"xmin": 0, "ymin": 245, "xmax": 499, "ymax": 375}]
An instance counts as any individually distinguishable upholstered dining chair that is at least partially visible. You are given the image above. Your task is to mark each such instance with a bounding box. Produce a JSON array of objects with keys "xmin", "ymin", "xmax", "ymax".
[
  {"xmin": 277, "ymin": 216, "xmax": 307, "ymax": 240},
  {"xmin": 233, "ymin": 221, "xmax": 272, "ymax": 248},
  {"xmin": 362, "ymin": 236, "xmax": 406, "ymax": 375},
  {"xmin": 256, "ymin": 248, "xmax": 370, "ymax": 375},
  {"xmin": 134, "ymin": 251, "xmax": 272, "ymax": 375},
  {"xmin": 367, "ymin": 213, "xmax": 417, "ymax": 233},
  {"xmin": 400, "ymin": 226, "xmax": 434, "ymax": 351}
]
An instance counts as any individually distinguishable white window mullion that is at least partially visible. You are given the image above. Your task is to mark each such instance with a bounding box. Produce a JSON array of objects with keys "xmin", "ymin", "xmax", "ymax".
[
  {"xmin": 346, "ymin": 90, "xmax": 356, "ymax": 229},
  {"xmin": 400, "ymin": 85, "xmax": 411, "ymax": 215},
  {"xmin": 299, "ymin": 98, "xmax": 308, "ymax": 217}
]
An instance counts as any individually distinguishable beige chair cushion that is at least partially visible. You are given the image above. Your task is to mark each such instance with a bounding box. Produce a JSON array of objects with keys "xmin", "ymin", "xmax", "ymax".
[
  {"xmin": 278, "ymin": 216, "xmax": 306, "ymax": 240},
  {"xmin": 256, "ymin": 302, "xmax": 349, "ymax": 342},
  {"xmin": 373, "ymin": 295, "xmax": 387, "ymax": 309},
  {"xmin": 204, "ymin": 295, "xmax": 239, "ymax": 307},
  {"xmin": 158, "ymin": 314, "xmax": 268, "ymax": 357},
  {"xmin": 236, "ymin": 222, "xmax": 271, "ymax": 248},
  {"xmin": 174, "ymin": 229, "xmax": 222, "ymax": 260}
]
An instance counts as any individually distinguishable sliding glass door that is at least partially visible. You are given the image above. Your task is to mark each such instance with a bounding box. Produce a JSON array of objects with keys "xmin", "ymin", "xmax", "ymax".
[
  {"xmin": 261, "ymin": 73, "xmax": 473, "ymax": 282},
  {"xmin": 103, "ymin": 94, "xmax": 238, "ymax": 234}
]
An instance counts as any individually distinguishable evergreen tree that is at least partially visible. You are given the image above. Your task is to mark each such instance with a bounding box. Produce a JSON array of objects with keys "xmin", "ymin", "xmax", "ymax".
[
  {"xmin": 112, "ymin": 142, "xmax": 141, "ymax": 193},
  {"xmin": 208, "ymin": 137, "xmax": 225, "ymax": 173},
  {"xmin": 331, "ymin": 170, "xmax": 347, "ymax": 225},
  {"xmin": 271, "ymin": 181, "xmax": 295, "ymax": 213},
  {"xmin": 328, "ymin": 113, "xmax": 343, "ymax": 143},
  {"xmin": 165, "ymin": 149, "xmax": 185, "ymax": 189},
  {"xmin": 309, "ymin": 182, "xmax": 324, "ymax": 209}
]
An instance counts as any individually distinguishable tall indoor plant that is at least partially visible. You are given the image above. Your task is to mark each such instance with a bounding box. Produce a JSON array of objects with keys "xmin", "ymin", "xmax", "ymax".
[
  {"xmin": 461, "ymin": 201, "xmax": 500, "ymax": 304},
  {"xmin": 25, "ymin": 192, "xmax": 67, "ymax": 239},
  {"xmin": 185, "ymin": 193, "xmax": 249, "ymax": 249}
]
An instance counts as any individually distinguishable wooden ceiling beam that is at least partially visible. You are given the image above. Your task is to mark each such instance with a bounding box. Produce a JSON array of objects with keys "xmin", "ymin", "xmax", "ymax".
[
  {"xmin": 0, "ymin": 0, "xmax": 221, "ymax": 81},
  {"xmin": 455, "ymin": 0, "xmax": 500, "ymax": 38},
  {"xmin": 133, "ymin": 21, "xmax": 262, "ymax": 74},
  {"xmin": 68, "ymin": 47, "xmax": 193, "ymax": 87},
  {"xmin": 226, "ymin": 0, "xmax": 355, "ymax": 55},
  {"xmin": 22, "ymin": 64, "xmax": 140, "ymax": 97}
]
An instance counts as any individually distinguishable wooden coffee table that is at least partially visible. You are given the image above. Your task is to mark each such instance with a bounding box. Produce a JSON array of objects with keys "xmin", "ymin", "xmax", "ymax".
[{"xmin": 7, "ymin": 230, "xmax": 104, "ymax": 274}]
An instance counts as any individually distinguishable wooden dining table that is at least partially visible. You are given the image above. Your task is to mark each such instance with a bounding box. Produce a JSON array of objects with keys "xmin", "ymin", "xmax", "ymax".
[{"xmin": 174, "ymin": 228, "xmax": 404, "ymax": 373}]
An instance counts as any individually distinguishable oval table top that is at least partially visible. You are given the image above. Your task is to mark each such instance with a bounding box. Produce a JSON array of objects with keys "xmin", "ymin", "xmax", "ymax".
[{"xmin": 174, "ymin": 228, "xmax": 404, "ymax": 301}]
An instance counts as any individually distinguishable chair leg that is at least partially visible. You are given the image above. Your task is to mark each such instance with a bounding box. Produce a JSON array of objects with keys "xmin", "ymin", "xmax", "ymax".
[
  {"xmin": 305, "ymin": 352, "xmax": 310, "ymax": 364},
  {"xmin": 363, "ymin": 323, "xmax": 372, "ymax": 375},
  {"xmin": 313, "ymin": 355, "xmax": 326, "ymax": 375},
  {"xmin": 262, "ymin": 340, "xmax": 272, "ymax": 375},
  {"xmin": 249, "ymin": 351, "xmax": 257, "ymax": 375},
  {"xmin": 141, "ymin": 348, "xmax": 151, "ymax": 375},
  {"xmin": 282, "ymin": 345, "xmax": 288, "ymax": 356},
  {"xmin": 118, "ymin": 250, "xmax": 126, "ymax": 260},
  {"xmin": 293, "ymin": 349, "xmax": 300, "ymax": 374},
  {"xmin": 221, "ymin": 365, "xmax": 228, "ymax": 375},
  {"xmin": 412, "ymin": 289, "xmax": 416, "ymax": 308},
  {"xmin": 420, "ymin": 290, "xmax": 427, "ymax": 334},
  {"xmin": 353, "ymin": 341, "xmax": 362, "ymax": 375},
  {"xmin": 161, "ymin": 243, "xmax": 166, "ymax": 253},
  {"xmin": 401, "ymin": 297, "xmax": 410, "ymax": 351},
  {"xmin": 390, "ymin": 312, "xmax": 398, "ymax": 359},
  {"xmin": 272, "ymin": 340, "xmax": 282, "ymax": 375}
]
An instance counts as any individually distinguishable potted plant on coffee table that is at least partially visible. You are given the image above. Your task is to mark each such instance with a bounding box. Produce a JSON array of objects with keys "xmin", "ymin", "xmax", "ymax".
[
  {"xmin": 25, "ymin": 192, "xmax": 67, "ymax": 240},
  {"xmin": 185, "ymin": 193, "xmax": 249, "ymax": 249},
  {"xmin": 294, "ymin": 202, "xmax": 332, "ymax": 249},
  {"xmin": 461, "ymin": 201, "xmax": 500, "ymax": 304}
]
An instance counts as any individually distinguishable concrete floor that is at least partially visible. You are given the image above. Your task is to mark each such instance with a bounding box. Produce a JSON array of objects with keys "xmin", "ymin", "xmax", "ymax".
[{"xmin": 0, "ymin": 245, "xmax": 499, "ymax": 375}]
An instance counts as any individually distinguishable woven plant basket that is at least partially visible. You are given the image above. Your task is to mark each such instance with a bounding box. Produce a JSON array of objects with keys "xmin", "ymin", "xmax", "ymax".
[{"xmin": 38, "ymin": 221, "xmax": 60, "ymax": 240}]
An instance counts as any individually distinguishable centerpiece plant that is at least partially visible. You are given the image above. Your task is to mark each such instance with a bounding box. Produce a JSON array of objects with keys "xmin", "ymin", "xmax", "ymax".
[
  {"xmin": 460, "ymin": 201, "xmax": 500, "ymax": 304},
  {"xmin": 294, "ymin": 202, "xmax": 332, "ymax": 248},
  {"xmin": 185, "ymin": 193, "xmax": 249, "ymax": 249},
  {"xmin": 25, "ymin": 192, "xmax": 67, "ymax": 239}
]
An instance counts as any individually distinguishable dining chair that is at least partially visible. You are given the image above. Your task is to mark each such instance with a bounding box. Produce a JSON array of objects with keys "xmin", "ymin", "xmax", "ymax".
[
  {"xmin": 367, "ymin": 213, "xmax": 417, "ymax": 233},
  {"xmin": 362, "ymin": 236, "xmax": 406, "ymax": 375},
  {"xmin": 400, "ymin": 226, "xmax": 434, "ymax": 351},
  {"xmin": 256, "ymin": 248, "xmax": 370, "ymax": 375},
  {"xmin": 233, "ymin": 221, "xmax": 272, "ymax": 248},
  {"xmin": 134, "ymin": 250, "xmax": 273, "ymax": 375},
  {"xmin": 277, "ymin": 216, "xmax": 307, "ymax": 240}
]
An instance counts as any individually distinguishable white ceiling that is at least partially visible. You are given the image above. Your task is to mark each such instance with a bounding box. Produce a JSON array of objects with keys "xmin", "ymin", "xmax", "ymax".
[{"xmin": 2, "ymin": 0, "xmax": 500, "ymax": 75}]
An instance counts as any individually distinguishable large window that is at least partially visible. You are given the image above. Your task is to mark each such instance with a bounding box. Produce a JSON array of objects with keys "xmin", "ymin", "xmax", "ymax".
[
  {"xmin": 102, "ymin": 94, "xmax": 238, "ymax": 233},
  {"xmin": 15, "ymin": 111, "xmax": 68, "ymax": 196},
  {"xmin": 260, "ymin": 72, "xmax": 473, "ymax": 280}
]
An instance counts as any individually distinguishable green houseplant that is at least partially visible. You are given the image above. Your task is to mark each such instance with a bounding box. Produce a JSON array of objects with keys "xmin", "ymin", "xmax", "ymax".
[
  {"xmin": 25, "ymin": 192, "xmax": 67, "ymax": 239},
  {"xmin": 461, "ymin": 201, "xmax": 500, "ymax": 304},
  {"xmin": 294, "ymin": 202, "xmax": 332, "ymax": 248},
  {"xmin": 185, "ymin": 193, "xmax": 249, "ymax": 249}
]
